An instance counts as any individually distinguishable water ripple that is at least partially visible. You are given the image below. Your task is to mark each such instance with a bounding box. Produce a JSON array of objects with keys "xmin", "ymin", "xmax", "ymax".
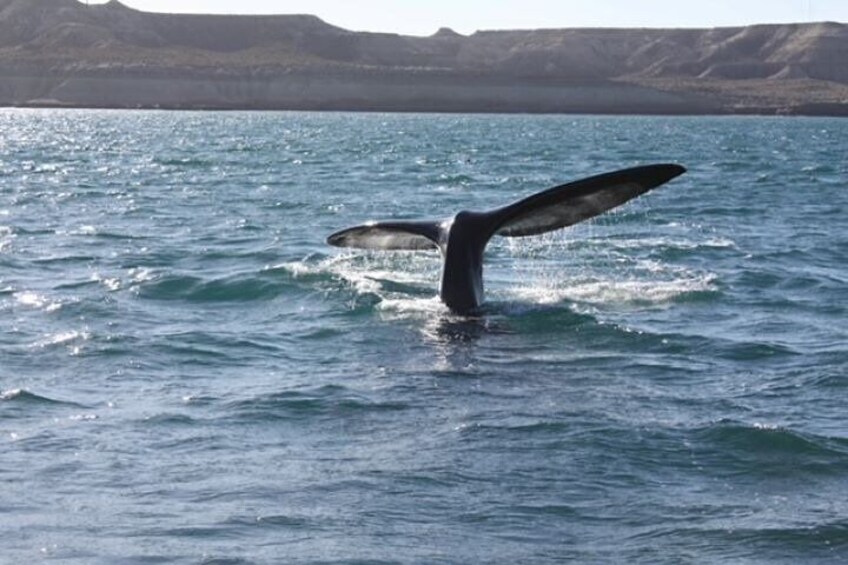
[{"xmin": 1, "ymin": 110, "xmax": 846, "ymax": 563}]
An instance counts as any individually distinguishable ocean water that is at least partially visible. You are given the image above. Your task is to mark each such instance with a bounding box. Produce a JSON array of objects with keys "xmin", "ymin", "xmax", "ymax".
[{"xmin": 1, "ymin": 109, "xmax": 846, "ymax": 564}]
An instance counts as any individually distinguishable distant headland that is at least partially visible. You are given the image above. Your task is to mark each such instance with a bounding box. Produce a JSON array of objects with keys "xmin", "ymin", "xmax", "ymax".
[{"xmin": 1, "ymin": 0, "xmax": 847, "ymax": 115}]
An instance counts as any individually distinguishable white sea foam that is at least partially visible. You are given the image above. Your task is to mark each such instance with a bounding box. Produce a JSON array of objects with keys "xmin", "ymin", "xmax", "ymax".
[
  {"xmin": 32, "ymin": 330, "xmax": 91, "ymax": 355},
  {"xmin": 279, "ymin": 251, "xmax": 441, "ymax": 300},
  {"xmin": 15, "ymin": 291, "xmax": 62, "ymax": 312},
  {"xmin": 510, "ymin": 274, "xmax": 717, "ymax": 307},
  {"xmin": 91, "ymin": 272, "xmax": 121, "ymax": 291},
  {"xmin": 75, "ymin": 225, "xmax": 97, "ymax": 236},
  {"xmin": 310, "ymin": 243, "xmax": 718, "ymax": 315},
  {"xmin": 0, "ymin": 388, "xmax": 24, "ymax": 401},
  {"xmin": 129, "ymin": 267, "xmax": 155, "ymax": 283},
  {"xmin": 377, "ymin": 295, "xmax": 446, "ymax": 316}
]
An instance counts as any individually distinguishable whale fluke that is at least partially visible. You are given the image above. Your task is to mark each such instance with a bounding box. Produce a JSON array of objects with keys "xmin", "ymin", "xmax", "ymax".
[{"xmin": 327, "ymin": 164, "xmax": 686, "ymax": 314}]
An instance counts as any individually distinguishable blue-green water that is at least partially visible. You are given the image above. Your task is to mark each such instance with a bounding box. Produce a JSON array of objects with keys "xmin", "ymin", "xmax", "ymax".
[{"xmin": 1, "ymin": 110, "xmax": 846, "ymax": 563}]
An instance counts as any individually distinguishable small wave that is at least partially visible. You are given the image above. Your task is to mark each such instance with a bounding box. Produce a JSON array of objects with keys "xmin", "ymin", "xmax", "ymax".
[
  {"xmin": 129, "ymin": 267, "xmax": 156, "ymax": 283},
  {"xmin": 181, "ymin": 395, "xmax": 219, "ymax": 406},
  {"xmin": 692, "ymin": 420, "xmax": 848, "ymax": 476},
  {"xmin": 32, "ymin": 254, "xmax": 98, "ymax": 265},
  {"xmin": 801, "ymin": 163, "xmax": 837, "ymax": 174},
  {"xmin": 31, "ymin": 330, "xmax": 91, "ymax": 350},
  {"xmin": 679, "ymin": 521, "xmax": 848, "ymax": 554},
  {"xmin": 717, "ymin": 340, "xmax": 799, "ymax": 361},
  {"xmin": 629, "ymin": 521, "xmax": 848, "ymax": 557},
  {"xmin": 457, "ymin": 419, "xmax": 572, "ymax": 437},
  {"xmin": 150, "ymin": 332, "xmax": 281, "ymax": 364},
  {"xmin": 142, "ymin": 413, "xmax": 199, "ymax": 426},
  {"xmin": 223, "ymin": 514, "xmax": 311, "ymax": 529},
  {"xmin": 433, "ymin": 173, "xmax": 476, "ymax": 188},
  {"xmin": 92, "ymin": 273, "xmax": 122, "ymax": 292},
  {"xmin": 56, "ymin": 273, "xmax": 123, "ymax": 292},
  {"xmin": 276, "ymin": 252, "xmax": 442, "ymax": 310},
  {"xmin": 136, "ymin": 271, "xmax": 296, "ymax": 302},
  {"xmin": 64, "ymin": 225, "xmax": 97, "ymax": 236},
  {"xmin": 377, "ymin": 296, "xmax": 446, "ymax": 317},
  {"xmin": 153, "ymin": 157, "xmax": 214, "ymax": 168},
  {"xmin": 252, "ymin": 515, "xmax": 310, "ymax": 528},
  {"xmin": 225, "ymin": 385, "xmax": 409, "ymax": 423},
  {"xmin": 13, "ymin": 291, "xmax": 62, "ymax": 312},
  {"xmin": 94, "ymin": 230, "xmax": 143, "ymax": 241},
  {"xmin": 806, "ymin": 373, "xmax": 848, "ymax": 389},
  {"xmin": 479, "ymin": 302, "xmax": 599, "ymax": 336},
  {"xmin": 0, "ymin": 388, "xmax": 83, "ymax": 408},
  {"xmin": 0, "ymin": 225, "xmax": 15, "ymax": 252},
  {"xmin": 12, "ymin": 226, "xmax": 58, "ymax": 237}
]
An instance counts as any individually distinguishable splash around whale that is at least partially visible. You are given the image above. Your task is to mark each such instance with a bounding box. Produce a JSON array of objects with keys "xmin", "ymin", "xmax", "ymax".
[{"xmin": 327, "ymin": 164, "xmax": 686, "ymax": 314}]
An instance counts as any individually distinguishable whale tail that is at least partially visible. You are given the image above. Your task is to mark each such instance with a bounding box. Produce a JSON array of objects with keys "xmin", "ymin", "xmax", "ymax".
[{"xmin": 327, "ymin": 164, "xmax": 686, "ymax": 313}]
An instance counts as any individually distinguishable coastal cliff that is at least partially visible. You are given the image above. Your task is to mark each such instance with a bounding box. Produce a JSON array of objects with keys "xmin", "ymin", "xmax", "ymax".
[{"xmin": 1, "ymin": 0, "xmax": 847, "ymax": 115}]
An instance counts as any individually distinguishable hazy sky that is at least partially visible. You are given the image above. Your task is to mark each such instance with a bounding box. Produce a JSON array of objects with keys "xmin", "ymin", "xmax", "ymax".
[{"xmin": 94, "ymin": 1, "xmax": 848, "ymax": 36}]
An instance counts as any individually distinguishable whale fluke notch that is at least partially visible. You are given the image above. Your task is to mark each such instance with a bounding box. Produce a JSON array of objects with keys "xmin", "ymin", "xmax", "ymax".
[{"xmin": 327, "ymin": 164, "xmax": 686, "ymax": 314}]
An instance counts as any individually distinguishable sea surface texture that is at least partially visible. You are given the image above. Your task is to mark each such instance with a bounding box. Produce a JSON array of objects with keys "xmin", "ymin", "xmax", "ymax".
[{"xmin": 1, "ymin": 110, "xmax": 846, "ymax": 564}]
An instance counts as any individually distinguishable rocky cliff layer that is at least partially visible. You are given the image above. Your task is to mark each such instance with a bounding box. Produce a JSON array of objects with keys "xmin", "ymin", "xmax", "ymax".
[{"xmin": 1, "ymin": 0, "xmax": 846, "ymax": 114}]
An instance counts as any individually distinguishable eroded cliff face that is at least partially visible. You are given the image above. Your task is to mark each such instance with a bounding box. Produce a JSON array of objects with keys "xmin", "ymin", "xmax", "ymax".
[
  {"xmin": 1, "ymin": 0, "xmax": 846, "ymax": 114},
  {"xmin": 0, "ymin": 73, "xmax": 721, "ymax": 114}
]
